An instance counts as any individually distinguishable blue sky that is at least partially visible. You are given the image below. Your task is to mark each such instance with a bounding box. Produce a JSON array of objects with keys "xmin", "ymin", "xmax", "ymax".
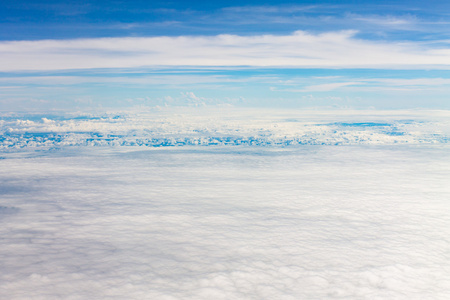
[{"xmin": 1, "ymin": 0, "xmax": 450, "ymax": 110}]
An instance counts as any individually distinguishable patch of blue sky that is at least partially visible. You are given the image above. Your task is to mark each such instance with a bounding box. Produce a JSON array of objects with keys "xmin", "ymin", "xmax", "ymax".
[
  {"xmin": 2, "ymin": 0, "xmax": 450, "ymax": 40},
  {"xmin": 2, "ymin": 67, "xmax": 450, "ymax": 110}
]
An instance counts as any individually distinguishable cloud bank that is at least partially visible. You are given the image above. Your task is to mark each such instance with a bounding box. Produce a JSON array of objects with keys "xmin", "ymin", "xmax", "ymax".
[
  {"xmin": 1, "ymin": 108, "xmax": 449, "ymax": 149},
  {"xmin": 1, "ymin": 142, "xmax": 450, "ymax": 299},
  {"xmin": 2, "ymin": 31, "xmax": 450, "ymax": 71}
]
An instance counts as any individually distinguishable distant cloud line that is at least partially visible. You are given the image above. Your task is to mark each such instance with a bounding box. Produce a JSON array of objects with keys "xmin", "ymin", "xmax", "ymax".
[
  {"xmin": 1, "ymin": 109, "xmax": 449, "ymax": 149},
  {"xmin": 2, "ymin": 31, "xmax": 450, "ymax": 71}
]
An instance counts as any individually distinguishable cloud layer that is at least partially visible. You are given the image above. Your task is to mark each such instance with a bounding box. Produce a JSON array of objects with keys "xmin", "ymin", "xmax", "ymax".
[
  {"xmin": 1, "ymin": 142, "xmax": 450, "ymax": 299},
  {"xmin": 2, "ymin": 31, "xmax": 450, "ymax": 71},
  {"xmin": 1, "ymin": 108, "xmax": 449, "ymax": 149}
]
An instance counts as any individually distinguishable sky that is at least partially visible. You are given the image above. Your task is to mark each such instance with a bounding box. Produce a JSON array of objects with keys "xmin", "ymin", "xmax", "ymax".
[
  {"xmin": 1, "ymin": 0, "xmax": 450, "ymax": 110},
  {"xmin": 2, "ymin": 2, "xmax": 450, "ymax": 298}
]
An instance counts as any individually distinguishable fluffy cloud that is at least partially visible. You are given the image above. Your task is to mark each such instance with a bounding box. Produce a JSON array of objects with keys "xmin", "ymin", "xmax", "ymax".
[
  {"xmin": 1, "ymin": 139, "xmax": 450, "ymax": 299},
  {"xmin": 1, "ymin": 108, "xmax": 449, "ymax": 149},
  {"xmin": 2, "ymin": 31, "xmax": 450, "ymax": 71}
]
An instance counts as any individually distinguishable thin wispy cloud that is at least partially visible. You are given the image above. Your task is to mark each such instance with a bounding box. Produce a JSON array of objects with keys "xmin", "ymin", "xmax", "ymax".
[
  {"xmin": 275, "ymin": 82, "xmax": 363, "ymax": 92},
  {"xmin": 3, "ymin": 2, "xmax": 450, "ymax": 41},
  {"xmin": 349, "ymin": 14, "xmax": 418, "ymax": 28},
  {"xmin": 220, "ymin": 5, "xmax": 321, "ymax": 14}
]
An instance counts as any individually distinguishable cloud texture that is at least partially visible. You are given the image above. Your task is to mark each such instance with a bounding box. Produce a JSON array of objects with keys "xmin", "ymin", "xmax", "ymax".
[
  {"xmin": 1, "ymin": 108, "xmax": 449, "ymax": 149},
  {"xmin": 2, "ymin": 31, "xmax": 450, "ymax": 71},
  {"xmin": 1, "ymin": 143, "xmax": 450, "ymax": 299}
]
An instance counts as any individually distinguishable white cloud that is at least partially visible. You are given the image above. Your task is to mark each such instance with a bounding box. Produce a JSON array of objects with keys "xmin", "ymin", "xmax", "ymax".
[
  {"xmin": 277, "ymin": 81, "xmax": 363, "ymax": 92},
  {"xmin": 1, "ymin": 108, "xmax": 449, "ymax": 149},
  {"xmin": 221, "ymin": 5, "xmax": 319, "ymax": 14},
  {"xmin": 2, "ymin": 31, "xmax": 450, "ymax": 71},
  {"xmin": 1, "ymin": 126, "xmax": 450, "ymax": 299},
  {"xmin": 350, "ymin": 14, "xmax": 417, "ymax": 28},
  {"xmin": 3, "ymin": 74, "xmax": 450, "ymax": 96},
  {"xmin": 0, "ymin": 75, "xmax": 236, "ymax": 86},
  {"xmin": 363, "ymin": 78, "xmax": 450, "ymax": 86},
  {"xmin": 271, "ymin": 77, "xmax": 450, "ymax": 93}
]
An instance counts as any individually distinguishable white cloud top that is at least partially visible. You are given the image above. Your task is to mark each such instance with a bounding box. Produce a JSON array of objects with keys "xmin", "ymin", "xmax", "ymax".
[
  {"xmin": 1, "ymin": 135, "xmax": 450, "ymax": 299},
  {"xmin": 2, "ymin": 31, "xmax": 450, "ymax": 71},
  {"xmin": 1, "ymin": 108, "xmax": 449, "ymax": 149}
]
